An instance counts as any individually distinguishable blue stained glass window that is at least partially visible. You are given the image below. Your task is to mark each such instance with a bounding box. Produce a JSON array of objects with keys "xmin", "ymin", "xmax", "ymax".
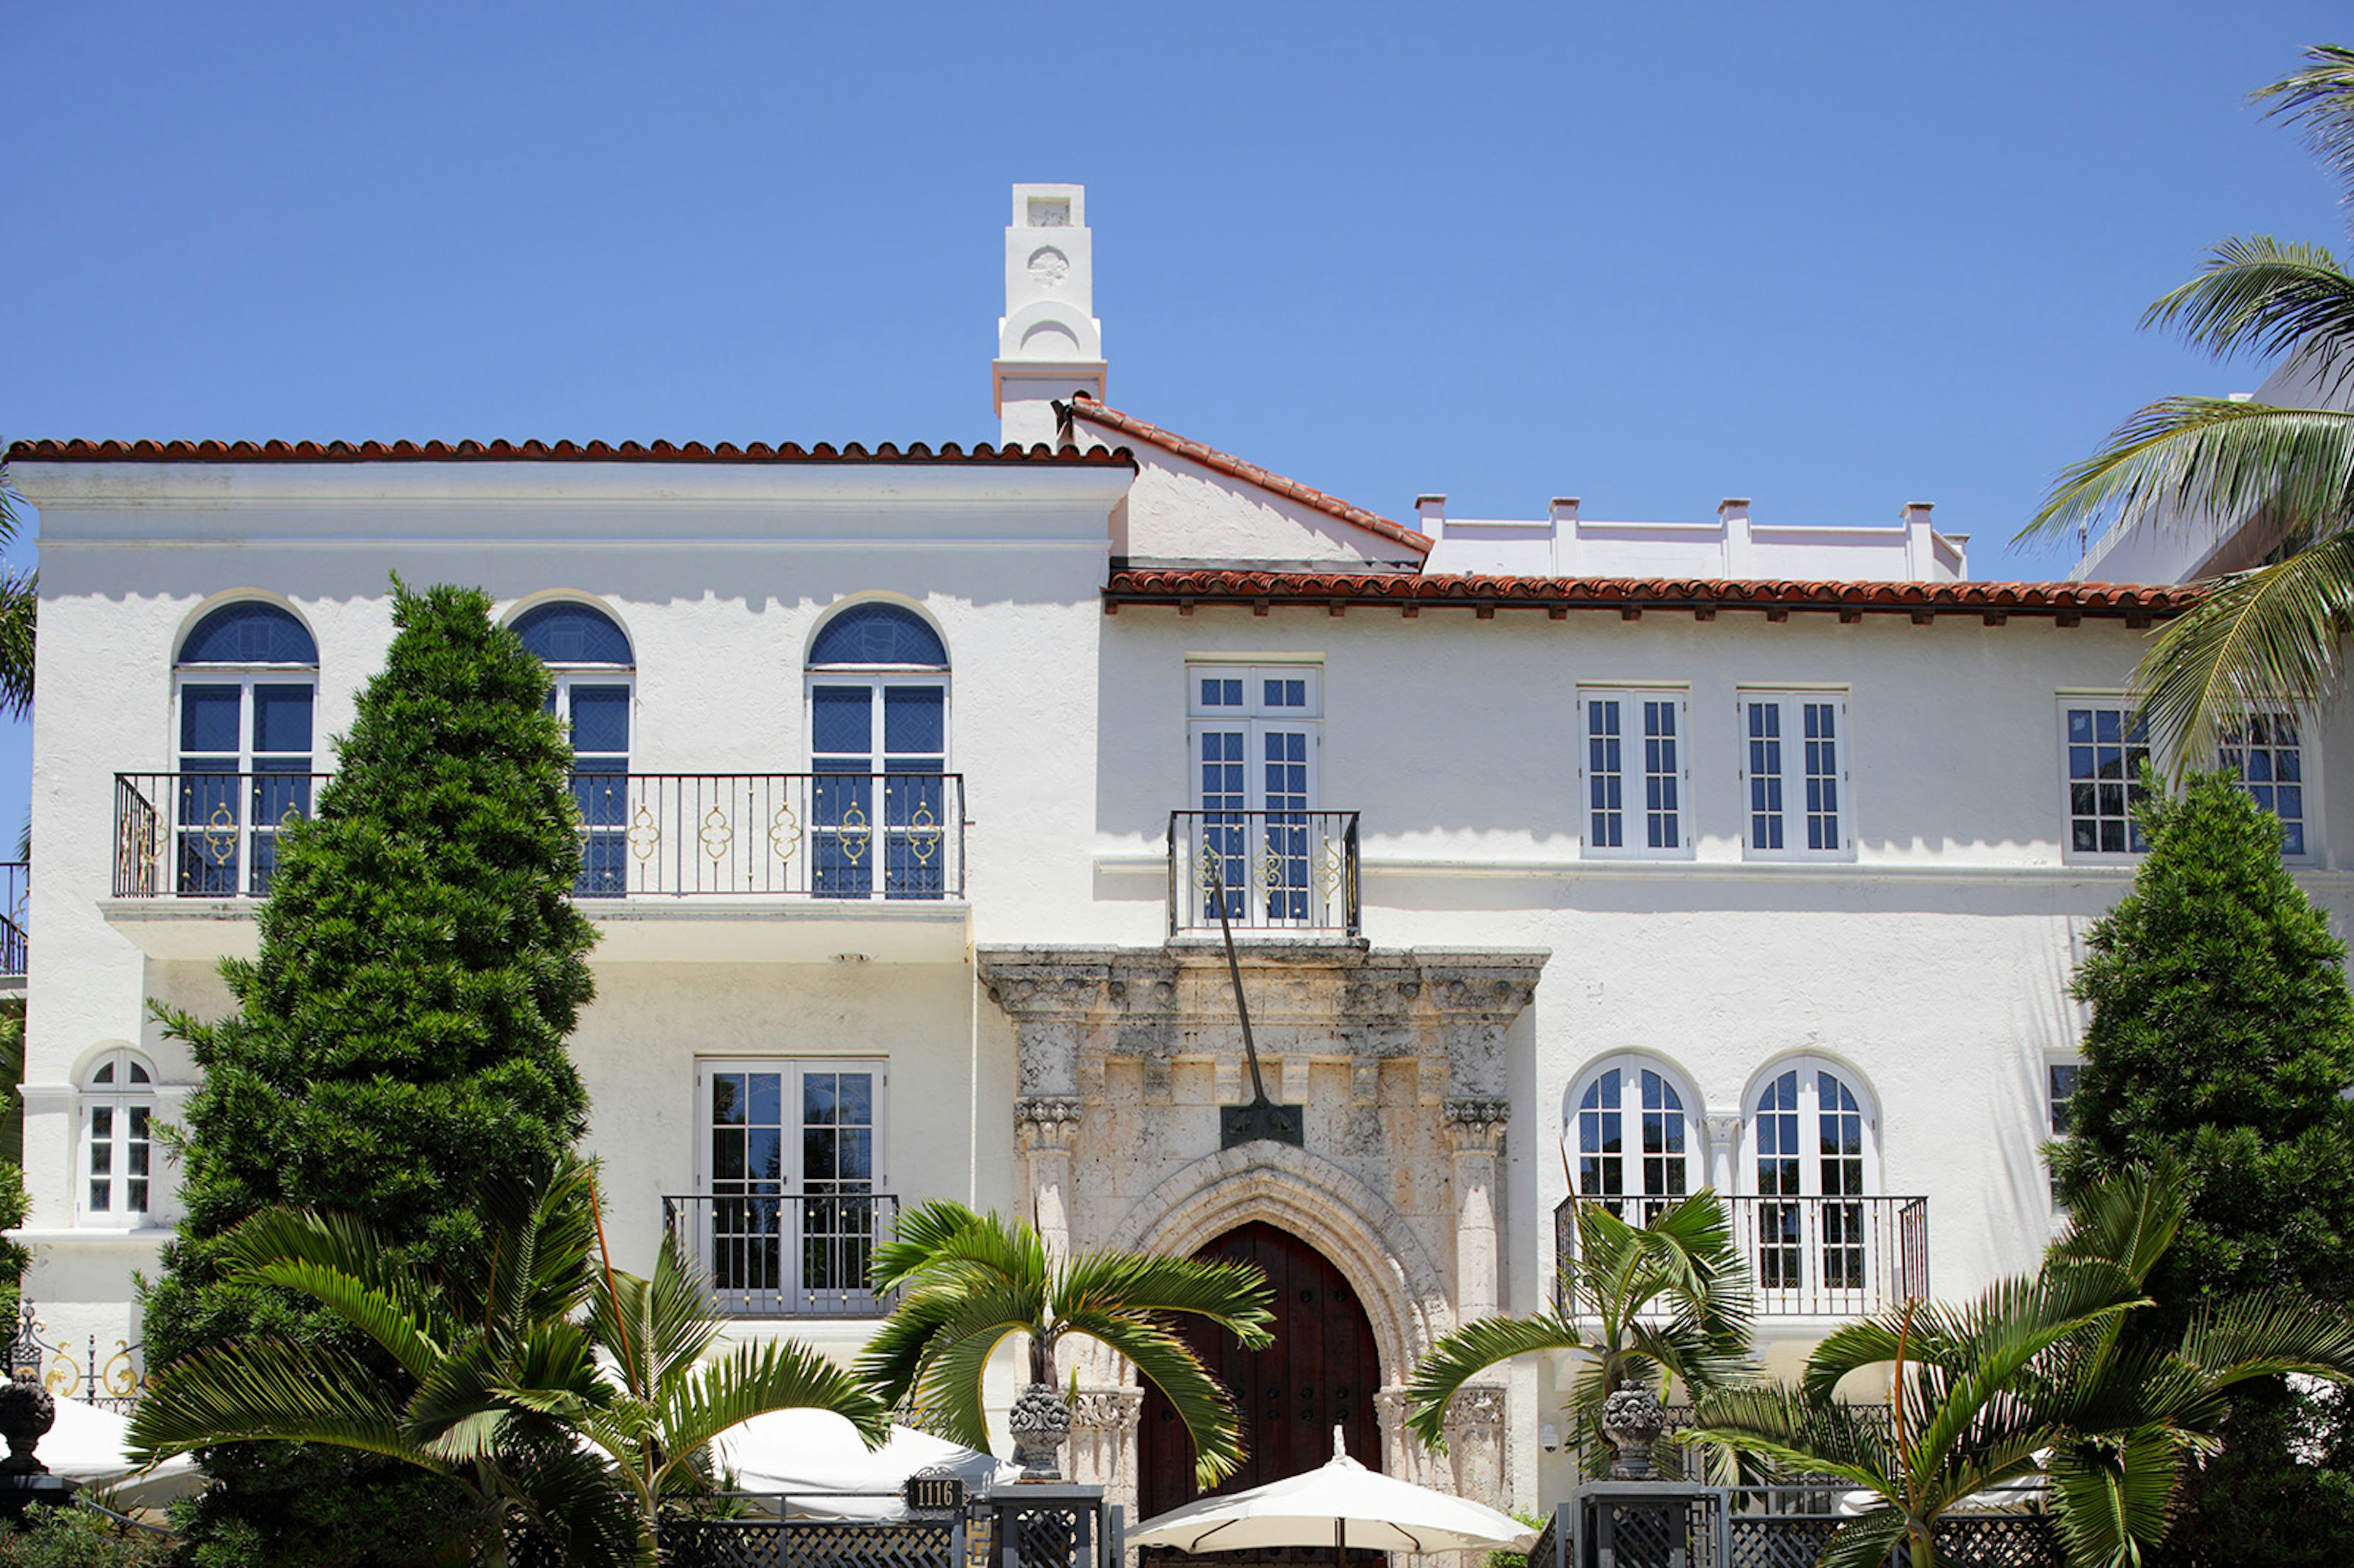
[
  {"xmin": 513, "ymin": 602, "xmax": 633, "ymax": 666},
  {"xmin": 252, "ymin": 685, "xmax": 314, "ymax": 755},
  {"xmin": 812, "ymin": 687, "xmax": 873, "ymax": 757},
  {"xmin": 884, "ymin": 687, "xmax": 945, "ymax": 756},
  {"xmin": 810, "ymin": 604, "xmax": 948, "ymax": 668},
  {"xmin": 180, "ymin": 603, "xmax": 318, "ymax": 665},
  {"xmin": 569, "ymin": 686, "xmax": 631, "ymax": 755},
  {"xmin": 180, "ymin": 685, "xmax": 242, "ymax": 753}
]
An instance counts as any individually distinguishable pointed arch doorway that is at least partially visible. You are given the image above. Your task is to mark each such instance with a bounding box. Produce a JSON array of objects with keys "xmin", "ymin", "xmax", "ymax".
[{"xmin": 1138, "ymin": 1223, "xmax": 1383, "ymax": 1534}]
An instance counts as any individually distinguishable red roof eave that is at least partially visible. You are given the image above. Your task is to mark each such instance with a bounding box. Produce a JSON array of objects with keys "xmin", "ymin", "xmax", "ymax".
[
  {"xmin": 1102, "ymin": 568, "xmax": 2198, "ymax": 623},
  {"xmin": 1062, "ymin": 394, "xmax": 1432, "ymax": 557},
  {"xmin": 5, "ymin": 436, "xmax": 1137, "ymax": 468}
]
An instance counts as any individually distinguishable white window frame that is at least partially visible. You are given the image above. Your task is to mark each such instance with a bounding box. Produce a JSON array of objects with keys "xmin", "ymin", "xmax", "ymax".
[
  {"xmin": 691, "ymin": 1057, "xmax": 890, "ymax": 1314},
  {"xmin": 1739, "ymin": 689, "xmax": 1853, "ymax": 861},
  {"xmin": 81, "ymin": 1049, "xmax": 159, "ymax": 1226},
  {"xmin": 2045, "ymin": 1051, "xmax": 2083, "ymax": 1206},
  {"xmin": 2056, "ymin": 697, "xmax": 2154, "ymax": 862},
  {"xmin": 1563, "ymin": 1054, "xmax": 1701, "ymax": 1214},
  {"xmin": 1740, "ymin": 1057, "xmax": 1881, "ymax": 1198},
  {"xmin": 170, "ymin": 658, "xmax": 320, "ymax": 899},
  {"xmin": 1579, "ymin": 688, "xmax": 1691, "ymax": 859},
  {"xmin": 2058, "ymin": 696, "xmax": 2322, "ymax": 862},
  {"xmin": 1185, "ymin": 663, "xmax": 1324, "ymax": 812},
  {"xmin": 2219, "ymin": 709, "xmax": 2318, "ymax": 862}
]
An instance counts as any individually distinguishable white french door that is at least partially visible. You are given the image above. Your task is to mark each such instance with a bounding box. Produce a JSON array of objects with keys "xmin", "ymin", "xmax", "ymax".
[
  {"xmin": 695, "ymin": 1060, "xmax": 886, "ymax": 1312},
  {"xmin": 1746, "ymin": 1062, "xmax": 1877, "ymax": 1306},
  {"xmin": 1188, "ymin": 666, "xmax": 1321, "ymax": 923}
]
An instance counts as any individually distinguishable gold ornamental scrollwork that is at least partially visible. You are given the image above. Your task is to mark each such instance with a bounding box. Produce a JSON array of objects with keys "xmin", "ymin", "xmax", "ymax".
[
  {"xmin": 202, "ymin": 799, "xmax": 239, "ymax": 866},
  {"xmin": 42, "ymin": 1347, "xmax": 80, "ymax": 1400},
  {"xmin": 906, "ymin": 798, "xmax": 940, "ymax": 866},
  {"xmin": 836, "ymin": 800, "xmax": 870, "ymax": 865},
  {"xmin": 769, "ymin": 800, "xmax": 801, "ymax": 863},
  {"xmin": 628, "ymin": 802, "xmax": 661, "ymax": 862},
  {"xmin": 699, "ymin": 805, "xmax": 734, "ymax": 862},
  {"xmin": 1312, "ymin": 839, "xmax": 1347, "ymax": 895},
  {"xmin": 97, "ymin": 1340, "xmax": 143, "ymax": 1401}
]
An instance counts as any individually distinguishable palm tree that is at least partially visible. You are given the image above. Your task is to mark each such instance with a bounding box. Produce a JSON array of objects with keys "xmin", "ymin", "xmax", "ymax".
[
  {"xmin": 1401, "ymin": 1190, "xmax": 1756, "ymax": 1475},
  {"xmin": 0, "ymin": 466, "xmax": 36, "ymax": 719},
  {"xmin": 854, "ymin": 1200, "xmax": 1275, "ymax": 1487},
  {"xmin": 126, "ymin": 1157, "xmax": 891, "ymax": 1567},
  {"xmin": 2023, "ymin": 45, "xmax": 2354, "ymax": 765},
  {"xmin": 1684, "ymin": 1163, "xmax": 2354, "ymax": 1568}
]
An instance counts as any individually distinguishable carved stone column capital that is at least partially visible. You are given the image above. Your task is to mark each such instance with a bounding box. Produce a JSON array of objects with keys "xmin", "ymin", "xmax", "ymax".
[
  {"xmin": 1442, "ymin": 1382, "xmax": 1508, "ymax": 1437},
  {"xmin": 1442, "ymin": 1096, "xmax": 1510, "ymax": 1153},
  {"xmin": 1015, "ymin": 1096, "xmax": 1084, "ymax": 1152}
]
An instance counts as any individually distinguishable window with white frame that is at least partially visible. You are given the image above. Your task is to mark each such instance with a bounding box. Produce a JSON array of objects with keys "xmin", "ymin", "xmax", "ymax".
[
  {"xmin": 1746, "ymin": 1060, "xmax": 1877, "ymax": 1296},
  {"xmin": 2219, "ymin": 713, "xmax": 2309, "ymax": 857},
  {"xmin": 514, "ymin": 601, "xmax": 635, "ymax": 896},
  {"xmin": 1565, "ymin": 1056, "xmax": 1697, "ymax": 1220},
  {"xmin": 693, "ymin": 1060, "xmax": 886, "ymax": 1313},
  {"xmin": 1187, "ymin": 664, "xmax": 1323, "ymax": 921},
  {"xmin": 83, "ymin": 1049, "xmax": 157, "ymax": 1221},
  {"xmin": 1582, "ymin": 690, "xmax": 1687, "ymax": 856},
  {"xmin": 173, "ymin": 602, "xmax": 319, "ymax": 896},
  {"xmin": 1741, "ymin": 691, "xmax": 1849, "ymax": 857},
  {"xmin": 2060, "ymin": 701, "xmax": 2152, "ymax": 856},
  {"xmin": 807, "ymin": 603, "xmax": 951, "ymax": 900}
]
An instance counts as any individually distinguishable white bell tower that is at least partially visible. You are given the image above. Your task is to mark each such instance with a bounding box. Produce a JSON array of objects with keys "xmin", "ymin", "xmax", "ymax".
[{"xmin": 994, "ymin": 184, "xmax": 1105, "ymax": 448}]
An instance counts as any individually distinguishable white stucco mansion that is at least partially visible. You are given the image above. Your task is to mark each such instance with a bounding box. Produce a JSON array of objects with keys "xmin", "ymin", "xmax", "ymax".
[{"xmin": 3, "ymin": 185, "xmax": 2315, "ymax": 1523}]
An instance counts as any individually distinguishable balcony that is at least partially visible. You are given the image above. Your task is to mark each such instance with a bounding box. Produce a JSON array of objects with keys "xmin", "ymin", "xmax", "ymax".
[
  {"xmin": 1167, "ymin": 810, "xmax": 1360, "ymax": 938},
  {"xmin": 1555, "ymin": 1193, "xmax": 1929, "ymax": 1318},
  {"xmin": 660, "ymin": 1192, "xmax": 899, "ymax": 1318},
  {"xmin": 0, "ymin": 861, "xmax": 23, "ymax": 989},
  {"xmin": 109, "ymin": 772, "xmax": 970, "ymax": 964}
]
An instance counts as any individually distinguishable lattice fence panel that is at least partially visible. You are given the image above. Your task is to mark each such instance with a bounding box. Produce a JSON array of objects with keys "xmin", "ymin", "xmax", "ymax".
[
  {"xmin": 1728, "ymin": 1517, "xmax": 1841, "ymax": 1568},
  {"xmin": 1933, "ymin": 1517, "xmax": 2062, "ymax": 1568},
  {"xmin": 1593, "ymin": 1498, "xmax": 1725, "ymax": 1568}
]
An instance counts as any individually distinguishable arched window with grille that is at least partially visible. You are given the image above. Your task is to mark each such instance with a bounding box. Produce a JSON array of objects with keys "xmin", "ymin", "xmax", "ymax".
[
  {"xmin": 172, "ymin": 601, "xmax": 319, "ymax": 896},
  {"xmin": 512, "ymin": 600, "xmax": 634, "ymax": 896},
  {"xmin": 82, "ymin": 1049, "xmax": 158, "ymax": 1222},
  {"xmin": 1745, "ymin": 1059, "xmax": 1879, "ymax": 1302},
  {"xmin": 806, "ymin": 603, "xmax": 950, "ymax": 900},
  {"xmin": 1564, "ymin": 1056, "xmax": 1697, "ymax": 1220}
]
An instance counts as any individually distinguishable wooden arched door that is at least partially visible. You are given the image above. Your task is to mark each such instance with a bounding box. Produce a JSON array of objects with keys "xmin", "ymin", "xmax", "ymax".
[{"xmin": 1139, "ymin": 1222, "xmax": 1382, "ymax": 1525}]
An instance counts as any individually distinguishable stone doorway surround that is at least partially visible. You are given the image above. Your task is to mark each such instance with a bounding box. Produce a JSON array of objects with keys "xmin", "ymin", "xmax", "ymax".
[{"xmin": 977, "ymin": 942, "xmax": 1547, "ymax": 1524}]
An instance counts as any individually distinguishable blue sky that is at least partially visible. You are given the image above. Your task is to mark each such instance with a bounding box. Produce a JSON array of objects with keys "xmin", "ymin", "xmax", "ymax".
[{"xmin": 3, "ymin": 1, "xmax": 2348, "ymax": 844}]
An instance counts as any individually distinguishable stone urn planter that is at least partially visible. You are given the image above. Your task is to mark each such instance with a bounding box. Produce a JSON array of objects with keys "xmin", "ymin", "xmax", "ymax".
[
  {"xmin": 1600, "ymin": 1383, "xmax": 1666, "ymax": 1480},
  {"xmin": 1008, "ymin": 1383, "xmax": 1074, "ymax": 1479}
]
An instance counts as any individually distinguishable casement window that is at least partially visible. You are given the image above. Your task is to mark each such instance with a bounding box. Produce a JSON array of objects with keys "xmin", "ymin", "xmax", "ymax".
[
  {"xmin": 1580, "ymin": 690, "xmax": 1689, "ymax": 857},
  {"xmin": 83, "ymin": 1050, "xmax": 157, "ymax": 1222},
  {"xmin": 172, "ymin": 602, "xmax": 319, "ymax": 896},
  {"xmin": 692, "ymin": 1060, "xmax": 886, "ymax": 1314},
  {"xmin": 1740, "ymin": 692, "xmax": 1849, "ymax": 858},
  {"xmin": 514, "ymin": 601, "xmax": 636, "ymax": 896},
  {"xmin": 807, "ymin": 603, "xmax": 951, "ymax": 900},
  {"xmin": 2046, "ymin": 1055, "xmax": 2082, "ymax": 1204},
  {"xmin": 2061, "ymin": 699, "xmax": 2315, "ymax": 859},
  {"xmin": 1745, "ymin": 1060, "xmax": 1878, "ymax": 1298},
  {"xmin": 2219, "ymin": 713, "xmax": 2309, "ymax": 858},
  {"xmin": 1566, "ymin": 1056, "xmax": 1697, "ymax": 1219},
  {"xmin": 1186, "ymin": 664, "xmax": 1324, "ymax": 922}
]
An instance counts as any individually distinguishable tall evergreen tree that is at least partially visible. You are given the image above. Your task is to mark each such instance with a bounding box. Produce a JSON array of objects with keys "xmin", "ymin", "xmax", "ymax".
[
  {"xmin": 2053, "ymin": 771, "xmax": 2354, "ymax": 1566},
  {"xmin": 143, "ymin": 580, "xmax": 598, "ymax": 1567}
]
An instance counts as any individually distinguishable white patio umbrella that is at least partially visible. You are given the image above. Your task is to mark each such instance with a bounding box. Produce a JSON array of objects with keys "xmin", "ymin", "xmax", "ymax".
[
  {"xmin": 711, "ymin": 1407, "xmax": 1021, "ymax": 1520},
  {"xmin": 36, "ymin": 1398, "xmax": 203, "ymax": 1507},
  {"xmin": 1127, "ymin": 1429, "xmax": 1538, "ymax": 1562}
]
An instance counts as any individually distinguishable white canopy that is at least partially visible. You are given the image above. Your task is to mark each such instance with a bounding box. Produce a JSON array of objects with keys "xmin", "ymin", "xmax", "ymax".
[
  {"xmin": 37, "ymin": 1398, "xmax": 203, "ymax": 1507},
  {"xmin": 1127, "ymin": 1430, "xmax": 1537, "ymax": 1558},
  {"xmin": 711, "ymin": 1407, "xmax": 1020, "ymax": 1520}
]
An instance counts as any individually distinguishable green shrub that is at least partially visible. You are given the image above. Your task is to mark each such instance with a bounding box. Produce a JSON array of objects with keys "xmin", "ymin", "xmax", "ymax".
[{"xmin": 0, "ymin": 1504, "xmax": 172, "ymax": 1567}]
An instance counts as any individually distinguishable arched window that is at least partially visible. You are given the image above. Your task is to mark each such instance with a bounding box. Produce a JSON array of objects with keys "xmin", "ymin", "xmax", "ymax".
[
  {"xmin": 83, "ymin": 1049, "xmax": 156, "ymax": 1222},
  {"xmin": 1566, "ymin": 1056, "xmax": 1696, "ymax": 1219},
  {"xmin": 1746, "ymin": 1060, "xmax": 1878, "ymax": 1298},
  {"xmin": 173, "ymin": 601, "xmax": 318, "ymax": 896},
  {"xmin": 514, "ymin": 601, "xmax": 634, "ymax": 896},
  {"xmin": 807, "ymin": 603, "xmax": 949, "ymax": 900}
]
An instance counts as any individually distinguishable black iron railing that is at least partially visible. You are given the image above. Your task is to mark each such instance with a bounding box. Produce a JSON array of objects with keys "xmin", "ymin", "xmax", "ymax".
[
  {"xmin": 1167, "ymin": 810, "xmax": 1360, "ymax": 937},
  {"xmin": 0, "ymin": 861, "xmax": 25, "ymax": 980},
  {"xmin": 115, "ymin": 772, "xmax": 967, "ymax": 900},
  {"xmin": 8, "ymin": 1300, "xmax": 143, "ymax": 1414},
  {"xmin": 661, "ymin": 1192, "xmax": 900, "ymax": 1318},
  {"xmin": 1556, "ymin": 1194, "xmax": 1929, "ymax": 1318}
]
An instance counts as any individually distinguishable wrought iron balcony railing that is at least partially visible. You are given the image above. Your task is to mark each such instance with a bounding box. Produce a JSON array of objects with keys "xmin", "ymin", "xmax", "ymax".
[
  {"xmin": 1555, "ymin": 1193, "xmax": 1929, "ymax": 1318},
  {"xmin": 1167, "ymin": 810, "xmax": 1360, "ymax": 937},
  {"xmin": 0, "ymin": 861, "xmax": 25, "ymax": 981},
  {"xmin": 660, "ymin": 1192, "xmax": 899, "ymax": 1318},
  {"xmin": 114, "ymin": 772, "xmax": 966, "ymax": 900}
]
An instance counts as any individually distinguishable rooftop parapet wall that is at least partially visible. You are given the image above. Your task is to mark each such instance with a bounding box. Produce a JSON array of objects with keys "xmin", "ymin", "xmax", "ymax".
[{"xmin": 1419, "ymin": 495, "xmax": 1970, "ymax": 582}]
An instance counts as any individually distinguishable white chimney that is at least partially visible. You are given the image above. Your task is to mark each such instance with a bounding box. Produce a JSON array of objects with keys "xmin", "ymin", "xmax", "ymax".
[{"xmin": 994, "ymin": 184, "xmax": 1106, "ymax": 448}]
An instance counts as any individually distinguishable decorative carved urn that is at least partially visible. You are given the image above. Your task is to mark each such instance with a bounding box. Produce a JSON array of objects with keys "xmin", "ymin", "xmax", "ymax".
[
  {"xmin": 1599, "ymin": 1383, "xmax": 1666, "ymax": 1480},
  {"xmin": 0, "ymin": 1371, "xmax": 55, "ymax": 1477},
  {"xmin": 1007, "ymin": 1383, "xmax": 1073, "ymax": 1479}
]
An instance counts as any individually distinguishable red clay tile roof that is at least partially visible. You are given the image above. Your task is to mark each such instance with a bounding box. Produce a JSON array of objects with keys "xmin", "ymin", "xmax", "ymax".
[
  {"xmin": 1103, "ymin": 568, "xmax": 2198, "ymax": 622},
  {"xmin": 5, "ymin": 436, "xmax": 1135, "ymax": 466},
  {"xmin": 1061, "ymin": 394, "xmax": 1432, "ymax": 557}
]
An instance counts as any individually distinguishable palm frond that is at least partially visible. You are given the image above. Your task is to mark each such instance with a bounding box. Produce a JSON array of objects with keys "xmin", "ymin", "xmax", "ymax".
[
  {"xmin": 2046, "ymin": 1429, "xmax": 2183, "ymax": 1568},
  {"xmin": 2047, "ymin": 1159, "xmax": 2187, "ymax": 1289},
  {"xmin": 1066, "ymin": 1309, "xmax": 1247, "ymax": 1486},
  {"xmin": 2256, "ymin": 44, "xmax": 2354, "ymax": 216},
  {"xmin": 2131, "ymin": 531, "xmax": 2354, "ymax": 768},
  {"xmin": 1054, "ymin": 1249, "xmax": 1273, "ymax": 1348},
  {"xmin": 2024, "ymin": 398, "xmax": 2354, "ymax": 545},
  {"xmin": 126, "ymin": 1338, "xmax": 429, "ymax": 1469},
  {"xmin": 1402, "ymin": 1314, "xmax": 1590, "ymax": 1451},
  {"xmin": 2141, "ymin": 237, "xmax": 2354, "ymax": 380},
  {"xmin": 852, "ymin": 1290, "xmax": 965, "ymax": 1410},
  {"xmin": 2173, "ymin": 1295, "xmax": 2354, "ymax": 1387},
  {"xmin": 1683, "ymin": 1385, "xmax": 1894, "ymax": 1494},
  {"xmin": 1815, "ymin": 1509, "xmax": 1915, "ymax": 1568},
  {"xmin": 660, "ymin": 1338, "xmax": 891, "ymax": 1467},
  {"xmin": 897, "ymin": 1281, "xmax": 1040, "ymax": 1453}
]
